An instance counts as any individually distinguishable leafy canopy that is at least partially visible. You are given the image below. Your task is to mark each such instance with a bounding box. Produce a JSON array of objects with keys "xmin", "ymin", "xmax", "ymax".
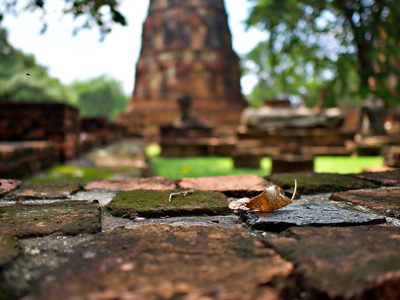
[
  {"xmin": 245, "ymin": 0, "xmax": 400, "ymax": 107},
  {"xmin": 0, "ymin": 0, "xmax": 126, "ymax": 39},
  {"xmin": 0, "ymin": 28, "xmax": 76, "ymax": 103},
  {"xmin": 0, "ymin": 27, "xmax": 128, "ymax": 120},
  {"xmin": 71, "ymin": 74, "xmax": 129, "ymax": 121}
]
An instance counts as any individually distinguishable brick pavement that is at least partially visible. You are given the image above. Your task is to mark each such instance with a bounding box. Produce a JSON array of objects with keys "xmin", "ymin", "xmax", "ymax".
[{"xmin": 0, "ymin": 171, "xmax": 399, "ymax": 299}]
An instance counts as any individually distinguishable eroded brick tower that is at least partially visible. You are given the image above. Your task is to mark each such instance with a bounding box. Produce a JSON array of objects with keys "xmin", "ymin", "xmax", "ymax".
[{"xmin": 118, "ymin": 0, "xmax": 247, "ymax": 137}]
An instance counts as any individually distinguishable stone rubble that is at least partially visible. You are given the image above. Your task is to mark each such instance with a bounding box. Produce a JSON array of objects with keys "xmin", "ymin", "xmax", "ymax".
[{"xmin": 0, "ymin": 171, "xmax": 399, "ymax": 299}]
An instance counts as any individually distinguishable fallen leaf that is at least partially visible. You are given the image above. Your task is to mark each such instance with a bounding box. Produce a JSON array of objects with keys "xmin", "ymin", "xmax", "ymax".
[
  {"xmin": 228, "ymin": 197, "xmax": 250, "ymax": 210},
  {"xmin": 246, "ymin": 180, "xmax": 297, "ymax": 212}
]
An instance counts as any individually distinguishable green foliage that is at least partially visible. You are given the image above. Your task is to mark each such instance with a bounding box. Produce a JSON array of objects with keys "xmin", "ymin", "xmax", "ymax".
[
  {"xmin": 71, "ymin": 74, "xmax": 129, "ymax": 121},
  {"xmin": 245, "ymin": 0, "xmax": 400, "ymax": 107},
  {"xmin": 0, "ymin": 28, "xmax": 128, "ymax": 120},
  {"xmin": 28, "ymin": 165, "xmax": 141, "ymax": 183},
  {"xmin": 0, "ymin": 28, "xmax": 76, "ymax": 103},
  {"xmin": 0, "ymin": 0, "xmax": 126, "ymax": 39}
]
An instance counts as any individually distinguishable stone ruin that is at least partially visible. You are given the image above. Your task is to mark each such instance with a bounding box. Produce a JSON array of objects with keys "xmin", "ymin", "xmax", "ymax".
[
  {"xmin": 159, "ymin": 93, "xmax": 234, "ymax": 157},
  {"xmin": 117, "ymin": 0, "xmax": 247, "ymax": 138},
  {"xmin": 241, "ymin": 106, "xmax": 345, "ymax": 131},
  {"xmin": 0, "ymin": 102, "xmax": 126, "ymax": 178},
  {"xmin": 234, "ymin": 102, "xmax": 358, "ymax": 171}
]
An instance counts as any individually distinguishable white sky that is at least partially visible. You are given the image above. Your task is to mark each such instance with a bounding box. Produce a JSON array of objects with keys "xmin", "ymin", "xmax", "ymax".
[{"xmin": 2, "ymin": 0, "xmax": 267, "ymax": 95}]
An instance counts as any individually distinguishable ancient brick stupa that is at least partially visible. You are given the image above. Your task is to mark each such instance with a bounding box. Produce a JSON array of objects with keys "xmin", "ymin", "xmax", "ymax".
[{"xmin": 117, "ymin": 0, "xmax": 247, "ymax": 137}]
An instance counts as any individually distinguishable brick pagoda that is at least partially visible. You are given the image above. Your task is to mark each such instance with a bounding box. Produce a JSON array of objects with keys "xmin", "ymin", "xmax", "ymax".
[{"xmin": 117, "ymin": 0, "xmax": 247, "ymax": 137}]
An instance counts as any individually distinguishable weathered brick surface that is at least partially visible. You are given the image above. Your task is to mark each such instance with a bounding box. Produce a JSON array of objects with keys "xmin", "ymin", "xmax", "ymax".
[
  {"xmin": 330, "ymin": 187, "xmax": 400, "ymax": 218},
  {"xmin": 5, "ymin": 181, "xmax": 81, "ymax": 200},
  {"xmin": 178, "ymin": 175, "xmax": 271, "ymax": 197},
  {"xmin": 1, "ymin": 171, "xmax": 400, "ymax": 299},
  {"xmin": 84, "ymin": 177, "xmax": 176, "ymax": 191},
  {"xmin": 26, "ymin": 225, "xmax": 293, "ymax": 300},
  {"xmin": 267, "ymin": 172, "xmax": 378, "ymax": 195},
  {"xmin": 0, "ymin": 142, "xmax": 57, "ymax": 179},
  {"xmin": 0, "ymin": 201, "xmax": 101, "ymax": 238},
  {"xmin": 266, "ymin": 226, "xmax": 400, "ymax": 299},
  {"xmin": 81, "ymin": 117, "xmax": 125, "ymax": 146},
  {"xmin": 107, "ymin": 189, "xmax": 229, "ymax": 218},
  {"xmin": 0, "ymin": 179, "xmax": 21, "ymax": 198},
  {"xmin": 352, "ymin": 170, "xmax": 400, "ymax": 186},
  {"xmin": 242, "ymin": 194, "xmax": 385, "ymax": 231},
  {"xmin": 0, "ymin": 102, "xmax": 81, "ymax": 160}
]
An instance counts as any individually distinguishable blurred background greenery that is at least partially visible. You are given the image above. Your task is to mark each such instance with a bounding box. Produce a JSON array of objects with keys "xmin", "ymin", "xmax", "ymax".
[{"xmin": 0, "ymin": 28, "xmax": 129, "ymax": 121}]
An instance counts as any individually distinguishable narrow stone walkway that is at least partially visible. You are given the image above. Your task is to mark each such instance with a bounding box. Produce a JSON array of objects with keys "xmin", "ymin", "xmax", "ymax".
[{"xmin": 0, "ymin": 170, "xmax": 400, "ymax": 299}]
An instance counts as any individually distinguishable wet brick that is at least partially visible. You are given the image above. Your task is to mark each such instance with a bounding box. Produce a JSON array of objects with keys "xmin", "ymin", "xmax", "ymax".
[
  {"xmin": 26, "ymin": 225, "xmax": 293, "ymax": 300},
  {"xmin": 241, "ymin": 194, "xmax": 385, "ymax": 231},
  {"xmin": 266, "ymin": 226, "xmax": 400, "ymax": 299},
  {"xmin": 330, "ymin": 187, "xmax": 400, "ymax": 219}
]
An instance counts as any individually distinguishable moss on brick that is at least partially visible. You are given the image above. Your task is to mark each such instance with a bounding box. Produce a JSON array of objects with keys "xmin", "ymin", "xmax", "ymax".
[
  {"xmin": 0, "ymin": 234, "xmax": 20, "ymax": 266},
  {"xmin": 107, "ymin": 189, "xmax": 230, "ymax": 218},
  {"xmin": 0, "ymin": 201, "xmax": 101, "ymax": 238},
  {"xmin": 266, "ymin": 172, "xmax": 378, "ymax": 195}
]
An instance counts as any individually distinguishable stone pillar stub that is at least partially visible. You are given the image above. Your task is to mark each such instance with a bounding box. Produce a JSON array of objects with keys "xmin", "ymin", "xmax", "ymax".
[{"xmin": 118, "ymin": 0, "xmax": 246, "ymax": 137}]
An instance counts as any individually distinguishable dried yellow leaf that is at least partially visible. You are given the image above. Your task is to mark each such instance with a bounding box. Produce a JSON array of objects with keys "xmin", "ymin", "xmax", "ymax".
[{"xmin": 246, "ymin": 179, "xmax": 297, "ymax": 212}]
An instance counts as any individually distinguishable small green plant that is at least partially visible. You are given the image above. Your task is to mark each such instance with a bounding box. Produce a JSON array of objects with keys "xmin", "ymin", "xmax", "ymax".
[{"xmin": 175, "ymin": 166, "xmax": 192, "ymax": 179}]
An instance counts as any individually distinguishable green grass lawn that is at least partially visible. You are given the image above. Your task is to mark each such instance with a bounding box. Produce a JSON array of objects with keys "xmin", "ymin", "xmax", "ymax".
[
  {"xmin": 150, "ymin": 155, "xmax": 383, "ymax": 179},
  {"xmin": 150, "ymin": 156, "xmax": 272, "ymax": 179},
  {"xmin": 314, "ymin": 156, "xmax": 383, "ymax": 174}
]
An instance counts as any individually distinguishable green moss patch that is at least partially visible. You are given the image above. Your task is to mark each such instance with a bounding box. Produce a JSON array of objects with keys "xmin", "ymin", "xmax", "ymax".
[
  {"xmin": 0, "ymin": 235, "xmax": 20, "ymax": 266},
  {"xmin": 353, "ymin": 170, "xmax": 400, "ymax": 186},
  {"xmin": 107, "ymin": 190, "xmax": 230, "ymax": 218},
  {"xmin": 0, "ymin": 201, "xmax": 101, "ymax": 238},
  {"xmin": 28, "ymin": 166, "xmax": 142, "ymax": 183},
  {"xmin": 266, "ymin": 172, "xmax": 378, "ymax": 195}
]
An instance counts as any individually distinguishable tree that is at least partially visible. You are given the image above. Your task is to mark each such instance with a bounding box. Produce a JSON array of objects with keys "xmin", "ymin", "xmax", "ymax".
[
  {"xmin": 0, "ymin": 28, "xmax": 76, "ymax": 103},
  {"xmin": 0, "ymin": 0, "xmax": 126, "ymax": 39},
  {"xmin": 71, "ymin": 75, "xmax": 129, "ymax": 121},
  {"xmin": 245, "ymin": 0, "xmax": 400, "ymax": 107}
]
